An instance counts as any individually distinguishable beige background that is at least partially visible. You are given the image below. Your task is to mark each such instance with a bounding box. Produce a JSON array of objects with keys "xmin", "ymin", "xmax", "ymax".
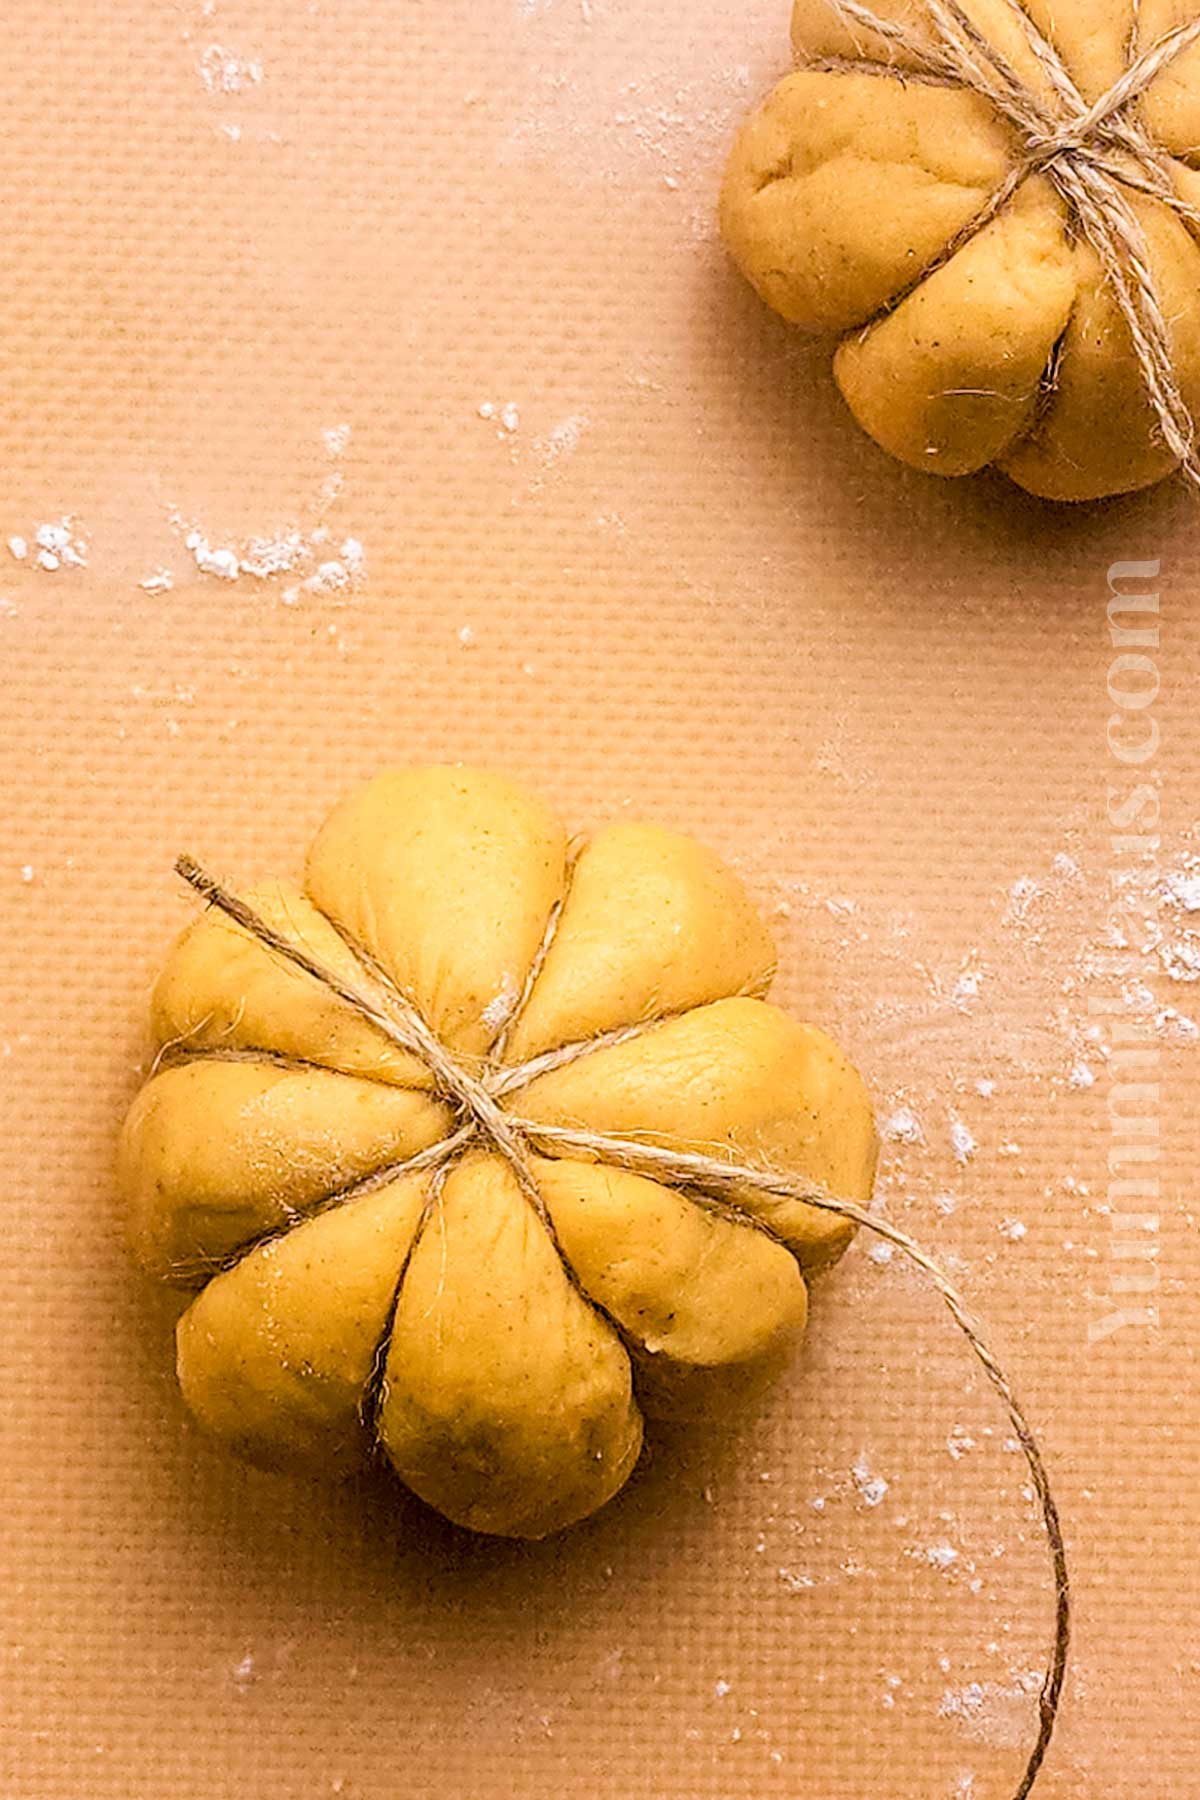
[{"xmin": 2, "ymin": 2, "xmax": 1198, "ymax": 1795}]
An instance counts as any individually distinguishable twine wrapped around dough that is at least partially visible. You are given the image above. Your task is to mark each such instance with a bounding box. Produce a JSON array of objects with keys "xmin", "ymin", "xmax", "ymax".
[
  {"xmin": 811, "ymin": 0, "xmax": 1200, "ymax": 490},
  {"xmin": 173, "ymin": 854, "xmax": 1070, "ymax": 1798}
]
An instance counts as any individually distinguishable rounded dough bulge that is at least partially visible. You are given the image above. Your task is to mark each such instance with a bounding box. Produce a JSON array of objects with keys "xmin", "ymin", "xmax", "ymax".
[
  {"xmin": 151, "ymin": 879, "xmax": 430, "ymax": 1088},
  {"xmin": 304, "ymin": 766, "xmax": 568, "ymax": 1059},
  {"xmin": 1001, "ymin": 195, "xmax": 1200, "ymax": 501},
  {"xmin": 534, "ymin": 1157, "xmax": 809, "ymax": 1421},
  {"xmin": 504, "ymin": 819, "xmax": 776, "ymax": 1063},
  {"xmin": 118, "ymin": 1060, "xmax": 450, "ymax": 1283},
  {"xmin": 376, "ymin": 1155, "xmax": 643, "ymax": 1539},
  {"xmin": 1138, "ymin": 0, "xmax": 1200, "ymax": 150},
  {"xmin": 789, "ymin": 0, "xmax": 1079, "ymax": 93},
  {"xmin": 516, "ymin": 997, "xmax": 879, "ymax": 1275},
  {"xmin": 834, "ymin": 177, "xmax": 1077, "ymax": 477},
  {"xmin": 719, "ymin": 71, "xmax": 1017, "ymax": 332},
  {"xmin": 176, "ymin": 1174, "xmax": 430, "ymax": 1476}
]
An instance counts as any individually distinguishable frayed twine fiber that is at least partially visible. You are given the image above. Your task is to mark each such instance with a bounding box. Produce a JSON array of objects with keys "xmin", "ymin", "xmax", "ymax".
[
  {"xmin": 813, "ymin": 0, "xmax": 1200, "ymax": 489},
  {"xmin": 174, "ymin": 854, "xmax": 1070, "ymax": 1798}
]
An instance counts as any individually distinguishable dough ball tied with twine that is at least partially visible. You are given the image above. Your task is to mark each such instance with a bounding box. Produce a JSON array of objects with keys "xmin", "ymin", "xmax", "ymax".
[
  {"xmin": 118, "ymin": 766, "xmax": 881, "ymax": 1538},
  {"xmin": 721, "ymin": 0, "xmax": 1200, "ymax": 500},
  {"xmin": 118, "ymin": 766, "xmax": 1070, "ymax": 1797}
]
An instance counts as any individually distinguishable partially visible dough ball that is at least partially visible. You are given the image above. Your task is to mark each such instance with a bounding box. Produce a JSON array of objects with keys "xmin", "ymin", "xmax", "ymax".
[{"xmin": 721, "ymin": 0, "xmax": 1200, "ymax": 499}]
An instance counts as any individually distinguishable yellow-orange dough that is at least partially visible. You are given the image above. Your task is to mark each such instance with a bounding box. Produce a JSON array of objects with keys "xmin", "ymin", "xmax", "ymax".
[
  {"xmin": 119, "ymin": 767, "xmax": 878, "ymax": 1538},
  {"xmin": 720, "ymin": 0, "xmax": 1200, "ymax": 501}
]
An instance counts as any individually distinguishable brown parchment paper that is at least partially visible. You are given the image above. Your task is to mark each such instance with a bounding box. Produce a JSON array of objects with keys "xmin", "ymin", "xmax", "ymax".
[{"xmin": 1, "ymin": 3, "xmax": 1198, "ymax": 1796}]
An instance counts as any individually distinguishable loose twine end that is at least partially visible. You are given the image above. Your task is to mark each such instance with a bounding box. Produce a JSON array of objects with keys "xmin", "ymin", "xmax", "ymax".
[{"xmin": 171, "ymin": 853, "xmax": 1071, "ymax": 1796}]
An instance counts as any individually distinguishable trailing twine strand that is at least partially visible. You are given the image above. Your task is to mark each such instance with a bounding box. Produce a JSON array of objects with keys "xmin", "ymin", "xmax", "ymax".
[
  {"xmin": 817, "ymin": 0, "xmax": 1200, "ymax": 489},
  {"xmin": 174, "ymin": 854, "xmax": 1070, "ymax": 1798}
]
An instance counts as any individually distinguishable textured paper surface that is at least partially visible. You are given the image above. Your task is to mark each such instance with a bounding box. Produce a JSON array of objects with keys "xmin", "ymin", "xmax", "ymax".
[{"xmin": 2, "ymin": 2, "xmax": 1198, "ymax": 1795}]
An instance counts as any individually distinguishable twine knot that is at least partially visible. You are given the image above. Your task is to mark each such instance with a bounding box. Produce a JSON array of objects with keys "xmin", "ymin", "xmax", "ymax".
[
  {"xmin": 827, "ymin": 0, "xmax": 1200, "ymax": 487},
  {"xmin": 1025, "ymin": 128, "xmax": 1091, "ymax": 167}
]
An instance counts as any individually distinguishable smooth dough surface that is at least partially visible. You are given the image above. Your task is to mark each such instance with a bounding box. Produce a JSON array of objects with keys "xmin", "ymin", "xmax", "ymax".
[
  {"xmin": 305, "ymin": 766, "xmax": 568, "ymax": 1057},
  {"xmin": 176, "ymin": 1174, "xmax": 430, "ymax": 1475},
  {"xmin": 517, "ymin": 997, "xmax": 879, "ymax": 1274},
  {"xmin": 535, "ymin": 1157, "xmax": 808, "ymax": 1420},
  {"xmin": 834, "ymin": 177, "xmax": 1076, "ymax": 477},
  {"xmin": 377, "ymin": 1155, "xmax": 643, "ymax": 1539},
  {"xmin": 119, "ymin": 1060, "xmax": 449, "ymax": 1283},
  {"xmin": 505, "ymin": 820, "xmax": 776, "ymax": 1062}
]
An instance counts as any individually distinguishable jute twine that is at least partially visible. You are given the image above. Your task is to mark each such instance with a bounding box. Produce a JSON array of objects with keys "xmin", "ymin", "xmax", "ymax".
[
  {"xmin": 174, "ymin": 854, "xmax": 1069, "ymax": 1798},
  {"xmin": 808, "ymin": 0, "xmax": 1200, "ymax": 489}
]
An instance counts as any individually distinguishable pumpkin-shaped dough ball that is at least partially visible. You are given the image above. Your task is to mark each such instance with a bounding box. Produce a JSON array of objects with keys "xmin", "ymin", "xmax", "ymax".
[
  {"xmin": 721, "ymin": 0, "xmax": 1200, "ymax": 500},
  {"xmin": 119, "ymin": 767, "xmax": 877, "ymax": 1538}
]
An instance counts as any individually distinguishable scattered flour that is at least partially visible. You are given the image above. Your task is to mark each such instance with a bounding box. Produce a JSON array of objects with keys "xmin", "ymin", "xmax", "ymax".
[
  {"xmin": 534, "ymin": 412, "xmax": 588, "ymax": 465},
  {"xmin": 952, "ymin": 967, "xmax": 984, "ymax": 1007},
  {"xmin": 1160, "ymin": 936, "xmax": 1200, "ymax": 983},
  {"xmin": 1005, "ymin": 876, "xmax": 1040, "ymax": 922},
  {"xmin": 319, "ymin": 423, "xmax": 352, "ymax": 507},
  {"xmin": 478, "ymin": 400, "xmax": 521, "ymax": 433},
  {"xmin": 940, "ymin": 1681, "xmax": 986, "ymax": 1723},
  {"xmin": 851, "ymin": 1454, "xmax": 889, "ymax": 1510},
  {"xmin": 164, "ymin": 437, "xmax": 368, "ymax": 603},
  {"xmin": 185, "ymin": 531, "xmax": 240, "ymax": 580},
  {"xmin": 322, "ymin": 423, "xmax": 352, "ymax": 460},
  {"xmin": 1159, "ymin": 1005, "xmax": 1199, "ymax": 1041},
  {"xmin": 281, "ymin": 540, "xmax": 366, "ymax": 605},
  {"xmin": 949, "ymin": 1119, "xmax": 976, "ymax": 1165},
  {"xmin": 5, "ymin": 519, "xmax": 87, "ymax": 572},
  {"xmin": 883, "ymin": 1107, "xmax": 923, "ymax": 1145},
  {"xmin": 480, "ymin": 975, "xmax": 517, "ymax": 1029},
  {"xmin": 239, "ymin": 530, "xmax": 312, "ymax": 579},
  {"xmin": 199, "ymin": 45, "xmax": 263, "ymax": 94},
  {"xmin": 37, "ymin": 522, "xmax": 85, "ymax": 571},
  {"xmin": 177, "ymin": 522, "xmax": 367, "ymax": 598},
  {"xmin": 1163, "ymin": 866, "xmax": 1200, "ymax": 913},
  {"xmin": 939, "ymin": 1671, "xmax": 1044, "ymax": 1748}
]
